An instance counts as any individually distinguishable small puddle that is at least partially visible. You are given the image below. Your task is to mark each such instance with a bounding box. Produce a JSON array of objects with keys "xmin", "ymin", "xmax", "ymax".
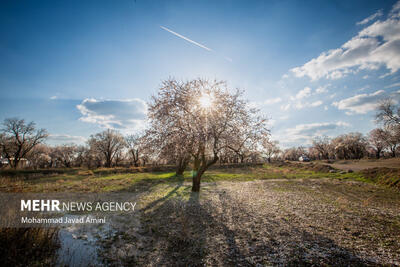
[{"xmin": 56, "ymin": 214, "xmax": 116, "ymax": 266}]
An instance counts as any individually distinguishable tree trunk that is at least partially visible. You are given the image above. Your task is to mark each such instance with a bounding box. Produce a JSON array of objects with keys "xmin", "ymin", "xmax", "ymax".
[
  {"xmin": 191, "ymin": 156, "xmax": 202, "ymax": 192},
  {"xmin": 192, "ymin": 172, "xmax": 201, "ymax": 192},
  {"xmin": 11, "ymin": 158, "xmax": 19, "ymax": 169},
  {"xmin": 191, "ymin": 152, "xmax": 219, "ymax": 192},
  {"xmin": 176, "ymin": 156, "xmax": 189, "ymax": 176},
  {"xmin": 176, "ymin": 165, "xmax": 185, "ymax": 176}
]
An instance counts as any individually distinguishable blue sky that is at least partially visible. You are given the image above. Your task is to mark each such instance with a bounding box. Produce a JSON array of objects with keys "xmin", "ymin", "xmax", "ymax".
[{"xmin": 1, "ymin": 0, "xmax": 400, "ymax": 147}]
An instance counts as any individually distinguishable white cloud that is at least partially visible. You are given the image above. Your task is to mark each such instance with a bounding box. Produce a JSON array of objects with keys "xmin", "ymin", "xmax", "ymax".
[
  {"xmin": 281, "ymin": 87, "xmax": 325, "ymax": 110},
  {"xmin": 332, "ymin": 90, "xmax": 386, "ymax": 114},
  {"xmin": 295, "ymin": 87, "xmax": 312, "ymax": 99},
  {"xmin": 357, "ymin": 10, "xmax": 383, "ymax": 25},
  {"xmin": 284, "ymin": 121, "xmax": 350, "ymax": 144},
  {"xmin": 50, "ymin": 96, "xmax": 57, "ymax": 100},
  {"xmin": 290, "ymin": 1, "xmax": 400, "ymax": 80},
  {"xmin": 294, "ymin": 102, "xmax": 305, "ymax": 109},
  {"xmin": 263, "ymin": 97, "xmax": 282, "ymax": 105},
  {"xmin": 385, "ymin": 82, "xmax": 400, "ymax": 88},
  {"xmin": 77, "ymin": 98, "xmax": 147, "ymax": 131},
  {"xmin": 280, "ymin": 103, "xmax": 291, "ymax": 111},
  {"xmin": 324, "ymin": 106, "xmax": 328, "ymax": 111},
  {"xmin": 357, "ymin": 85, "xmax": 370, "ymax": 91},
  {"xmin": 316, "ymin": 84, "xmax": 330, "ymax": 94},
  {"xmin": 310, "ymin": 100, "xmax": 323, "ymax": 107},
  {"xmin": 47, "ymin": 134, "xmax": 87, "ymax": 145}
]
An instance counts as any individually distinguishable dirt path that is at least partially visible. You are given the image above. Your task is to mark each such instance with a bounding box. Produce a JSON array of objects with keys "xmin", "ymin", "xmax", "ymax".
[
  {"xmin": 320, "ymin": 158, "xmax": 400, "ymax": 171},
  {"xmin": 101, "ymin": 179, "xmax": 400, "ymax": 266}
]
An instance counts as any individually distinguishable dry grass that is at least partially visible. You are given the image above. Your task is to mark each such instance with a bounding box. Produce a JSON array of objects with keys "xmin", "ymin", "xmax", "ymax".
[{"xmin": 0, "ymin": 228, "xmax": 59, "ymax": 266}]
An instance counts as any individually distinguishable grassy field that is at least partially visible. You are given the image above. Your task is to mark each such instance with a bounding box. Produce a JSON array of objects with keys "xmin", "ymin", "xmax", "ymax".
[
  {"xmin": 0, "ymin": 162, "xmax": 376, "ymax": 193},
  {"xmin": 1, "ymin": 161, "xmax": 399, "ymax": 266}
]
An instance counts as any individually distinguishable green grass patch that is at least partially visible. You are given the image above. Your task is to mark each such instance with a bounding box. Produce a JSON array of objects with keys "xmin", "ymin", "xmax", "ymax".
[{"xmin": 1, "ymin": 163, "xmax": 398, "ymax": 193}]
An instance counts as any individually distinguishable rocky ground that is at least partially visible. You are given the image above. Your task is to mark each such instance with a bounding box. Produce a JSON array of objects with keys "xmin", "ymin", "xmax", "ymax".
[{"xmin": 101, "ymin": 179, "xmax": 400, "ymax": 266}]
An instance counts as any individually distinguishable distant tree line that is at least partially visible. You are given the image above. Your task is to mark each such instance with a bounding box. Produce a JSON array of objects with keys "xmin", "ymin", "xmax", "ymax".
[{"xmin": 282, "ymin": 99, "xmax": 400, "ymax": 161}]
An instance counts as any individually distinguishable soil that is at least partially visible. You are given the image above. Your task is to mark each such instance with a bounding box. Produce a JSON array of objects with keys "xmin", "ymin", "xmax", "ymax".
[
  {"xmin": 322, "ymin": 158, "xmax": 400, "ymax": 172},
  {"xmin": 102, "ymin": 179, "xmax": 400, "ymax": 266}
]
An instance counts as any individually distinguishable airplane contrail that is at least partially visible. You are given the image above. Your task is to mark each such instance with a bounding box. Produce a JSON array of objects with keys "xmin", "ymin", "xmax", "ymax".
[{"xmin": 160, "ymin": 26, "xmax": 213, "ymax": 52}]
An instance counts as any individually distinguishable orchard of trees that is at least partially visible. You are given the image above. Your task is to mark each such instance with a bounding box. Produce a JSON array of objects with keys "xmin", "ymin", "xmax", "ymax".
[
  {"xmin": 1, "ymin": 79, "xmax": 399, "ymax": 191},
  {"xmin": 282, "ymin": 99, "xmax": 400, "ymax": 161},
  {"xmin": 0, "ymin": 79, "xmax": 271, "ymax": 191}
]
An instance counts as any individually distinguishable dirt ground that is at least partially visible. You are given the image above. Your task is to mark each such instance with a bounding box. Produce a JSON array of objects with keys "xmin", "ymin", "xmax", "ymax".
[
  {"xmin": 315, "ymin": 158, "xmax": 400, "ymax": 172},
  {"xmin": 102, "ymin": 179, "xmax": 400, "ymax": 266}
]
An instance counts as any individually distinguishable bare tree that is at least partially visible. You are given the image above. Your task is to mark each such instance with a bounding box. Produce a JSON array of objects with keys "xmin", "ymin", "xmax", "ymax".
[
  {"xmin": 376, "ymin": 99, "xmax": 400, "ymax": 127},
  {"xmin": 143, "ymin": 114, "xmax": 193, "ymax": 175},
  {"xmin": 311, "ymin": 136, "xmax": 331, "ymax": 160},
  {"xmin": 74, "ymin": 145, "xmax": 87, "ymax": 167},
  {"xmin": 147, "ymin": 78, "xmax": 269, "ymax": 191},
  {"xmin": 368, "ymin": 128, "xmax": 388, "ymax": 159},
  {"xmin": 51, "ymin": 145, "xmax": 78, "ymax": 167},
  {"xmin": 226, "ymin": 120, "xmax": 268, "ymax": 163},
  {"xmin": 87, "ymin": 129, "xmax": 126, "ymax": 168},
  {"xmin": 0, "ymin": 118, "xmax": 48, "ymax": 168},
  {"xmin": 384, "ymin": 125, "xmax": 400, "ymax": 157},
  {"xmin": 126, "ymin": 134, "xmax": 142, "ymax": 167},
  {"xmin": 331, "ymin": 132, "xmax": 367, "ymax": 160},
  {"xmin": 262, "ymin": 139, "xmax": 280, "ymax": 163},
  {"xmin": 282, "ymin": 147, "xmax": 306, "ymax": 161},
  {"xmin": 26, "ymin": 144, "xmax": 51, "ymax": 169}
]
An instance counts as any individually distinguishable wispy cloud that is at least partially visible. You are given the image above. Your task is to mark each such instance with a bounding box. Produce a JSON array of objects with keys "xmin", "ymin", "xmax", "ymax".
[
  {"xmin": 294, "ymin": 87, "xmax": 312, "ymax": 99},
  {"xmin": 263, "ymin": 97, "xmax": 282, "ymax": 105},
  {"xmin": 385, "ymin": 82, "xmax": 400, "ymax": 89},
  {"xmin": 356, "ymin": 9, "xmax": 383, "ymax": 25},
  {"xmin": 160, "ymin": 26, "xmax": 212, "ymax": 52}
]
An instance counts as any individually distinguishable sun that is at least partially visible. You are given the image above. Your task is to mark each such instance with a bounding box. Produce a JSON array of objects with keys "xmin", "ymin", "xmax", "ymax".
[{"xmin": 199, "ymin": 93, "xmax": 213, "ymax": 109}]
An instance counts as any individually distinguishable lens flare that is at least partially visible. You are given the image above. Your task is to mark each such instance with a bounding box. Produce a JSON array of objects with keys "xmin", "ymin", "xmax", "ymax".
[{"xmin": 199, "ymin": 94, "xmax": 213, "ymax": 109}]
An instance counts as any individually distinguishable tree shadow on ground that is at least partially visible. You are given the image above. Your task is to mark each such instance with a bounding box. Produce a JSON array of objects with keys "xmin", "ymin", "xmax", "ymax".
[{"xmin": 129, "ymin": 184, "xmax": 377, "ymax": 266}]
